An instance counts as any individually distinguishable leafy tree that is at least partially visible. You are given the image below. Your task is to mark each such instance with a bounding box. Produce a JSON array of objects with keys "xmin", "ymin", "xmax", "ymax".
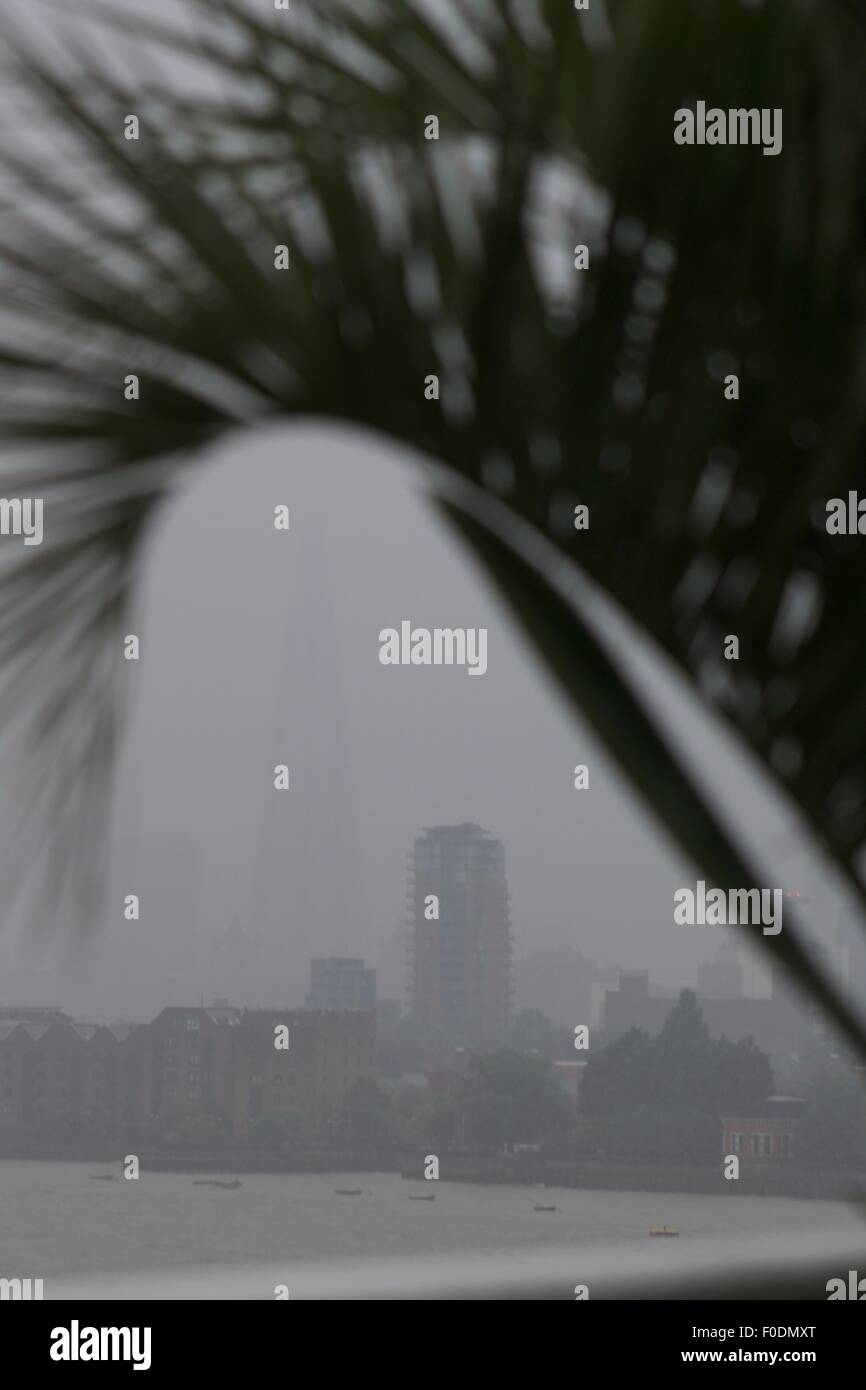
[
  {"xmin": 709, "ymin": 1037, "xmax": 774, "ymax": 1116},
  {"xmin": 579, "ymin": 1028, "xmax": 654, "ymax": 1117},
  {"xmin": 507, "ymin": 1008, "xmax": 572, "ymax": 1060},
  {"xmin": 583, "ymin": 1105, "xmax": 720, "ymax": 1166},
  {"xmin": 581, "ymin": 993, "xmax": 774, "ymax": 1119},
  {"xmin": 410, "ymin": 1095, "xmax": 463, "ymax": 1148},
  {"xmin": 461, "ymin": 1049, "xmax": 573, "ymax": 1147},
  {"xmin": 650, "ymin": 990, "xmax": 713, "ymax": 1111}
]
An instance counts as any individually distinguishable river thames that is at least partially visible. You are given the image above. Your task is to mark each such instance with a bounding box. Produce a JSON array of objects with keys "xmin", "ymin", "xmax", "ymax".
[{"xmin": 0, "ymin": 1161, "xmax": 854, "ymax": 1284}]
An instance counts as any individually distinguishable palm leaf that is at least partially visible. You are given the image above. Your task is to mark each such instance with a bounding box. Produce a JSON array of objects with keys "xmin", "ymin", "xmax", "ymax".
[{"xmin": 439, "ymin": 489, "xmax": 866, "ymax": 1060}]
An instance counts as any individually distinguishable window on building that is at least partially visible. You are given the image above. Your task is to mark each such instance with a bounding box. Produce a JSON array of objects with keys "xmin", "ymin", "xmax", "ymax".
[{"xmin": 750, "ymin": 1132, "xmax": 772, "ymax": 1157}]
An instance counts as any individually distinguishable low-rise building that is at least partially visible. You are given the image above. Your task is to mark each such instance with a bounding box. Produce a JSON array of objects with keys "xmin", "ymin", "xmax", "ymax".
[
  {"xmin": 0, "ymin": 1002, "xmax": 376, "ymax": 1143},
  {"xmin": 0, "ymin": 1018, "xmax": 139, "ymax": 1131},
  {"xmin": 722, "ymin": 1096, "xmax": 806, "ymax": 1162}
]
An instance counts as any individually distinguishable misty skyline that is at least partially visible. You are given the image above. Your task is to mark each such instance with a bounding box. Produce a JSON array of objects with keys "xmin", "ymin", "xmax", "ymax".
[{"xmin": 1, "ymin": 424, "xmax": 856, "ymax": 1023}]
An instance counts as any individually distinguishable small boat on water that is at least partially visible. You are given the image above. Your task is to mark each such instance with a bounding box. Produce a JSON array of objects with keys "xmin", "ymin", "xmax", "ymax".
[
  {"xmin": 192, "ymin": 1178, "xmax": 242, "ymax": 1190},
  {"xmin": 649, "ymin": 1225, "xmax": 679, "ymax": 1237},
  {"xmin": 334, "ymin": 1187, "xmax": 363, "ymax": 1196},
  {"xmin": 408, "ymin": 1193, "xmax": 436, "ymax": 1202},
  {"xmin": 533, "ymin": 1203, "xmax": 557, "ymax": 1212}
]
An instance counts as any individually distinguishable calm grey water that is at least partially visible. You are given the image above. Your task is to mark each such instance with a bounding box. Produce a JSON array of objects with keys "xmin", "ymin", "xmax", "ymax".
[{"xmin": 0, "ymin": 1161, "xmax": 854, "ymax": 1279}]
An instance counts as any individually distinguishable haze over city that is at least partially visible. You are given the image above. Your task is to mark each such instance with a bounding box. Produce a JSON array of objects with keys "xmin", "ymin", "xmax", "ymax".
[{"xmin": 0, "ymin": 427, "xmax": 857, "ymax": 1028}]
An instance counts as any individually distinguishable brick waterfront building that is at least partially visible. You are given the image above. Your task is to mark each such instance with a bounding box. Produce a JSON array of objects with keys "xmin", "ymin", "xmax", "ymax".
[
  {"xmin": 0, "ymin": 1003, "xmax": 375, "ymax": 1141},
  {"xmin": 722, "ymin": 1096, "xmax": 806, "ymax": 1162}
]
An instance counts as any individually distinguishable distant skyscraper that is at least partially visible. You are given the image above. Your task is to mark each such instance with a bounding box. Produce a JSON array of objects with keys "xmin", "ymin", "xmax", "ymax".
[
  {"xmin": 247, "ymin": 518, "xmax": 370, "ymax": 973},
  {"xmin": 306, "ymin": 958, "xmax": 376, "ymax": 1012},
  {"xmin": 407, "ymin": 823, "xmax": 512, "ymax": 1045}
]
